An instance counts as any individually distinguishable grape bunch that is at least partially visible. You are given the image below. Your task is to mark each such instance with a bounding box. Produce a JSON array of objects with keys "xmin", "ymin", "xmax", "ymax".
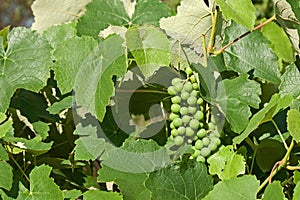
[{"xmin": 167, "ymin": 68, "xmax": 222, "ymax": 162}]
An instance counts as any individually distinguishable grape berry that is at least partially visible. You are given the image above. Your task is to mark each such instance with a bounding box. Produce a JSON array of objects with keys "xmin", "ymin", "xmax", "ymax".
[{"xmin": 167, "ymin": 68, "xmax": 222, "ymax": 162}]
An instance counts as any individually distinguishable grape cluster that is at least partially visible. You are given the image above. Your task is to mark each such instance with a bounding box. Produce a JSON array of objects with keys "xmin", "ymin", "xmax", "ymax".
[{"xmin": 167, "ymin": 68, "xmax": 222, "ymax": 162}]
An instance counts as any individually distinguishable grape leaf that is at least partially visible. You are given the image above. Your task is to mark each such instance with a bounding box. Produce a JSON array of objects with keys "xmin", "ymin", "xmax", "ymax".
[
  {"xmin": 216, "ymin": 74, "xmax": 261, "ymax": 133},
  {"xmin": 98, "ymin": 166, "xmax": 150, "ymax": 200},
  {"xmin": 0, "ymin": 161, "xmax": 13, "ymax": 190},
  {"xmin": 53, "ymin": 36, "xmax": 98, "ymax": 94},
  {"xmin": 145, "ymin": 158, "xmax": 213, "ymax": 200},
  {"xmin": 279, "ymin": 63, "xmax": 300, "ymax": 98},
  {"xmin": 202, "ymin": 175, "xmax": 259, "ymax": 200},
  {"xmin": 83, "ymin": 190, "xmax": 122, "ymax": 200},
  {"xmin": 31, "ymin": 0, "xmax": 92, "ymax": 32},
  {"xmin": 294, "ymin": 182, "xmax": 300, "ymax": 200},
  {"xmin": 223, "ymin": 22, "xmax": 281, "ymax": 84},
  {"xmin": 0, "ymin": 145, "xmax": 8, "ymax": 161},
  {"xmin": 77, "ymin": 0, "xmax": 172, "ymax": 38},
  {"xmin": 126, "ymin": 26, "xmax": 170, "ymax": 77},
  {"xmin": 274, "ymin": 0, "xmax": 300, "ymax": 54},
  {"xmin": 63, "ymin": 189, "xmax": 82, "ymax": 199},
  {"xmin": 160, "ymin": 0, "xmax": 211, "ymax": 68},
  {"xmin": 74, "ymin": 34, "xmax": 127, "ymax": 122},
  {"xmin": 287, "ymin": 109, "xmax": 300, "ymax": 142},
  {"xmin": 32, "ymin": 121, "xmax": 50, "ymax": 140},
  {"xmin": 207, "ymin": 145, "xmax": 246, "ymax": 180},
  {"xmin": 47, "ymin": 96, "xmax": 73, "ymax": 114},
  {"xmin": 0, "ymin": 27, "xmax": 52, "ymax": 112},
  {"xmin": 286, "ymin": 0, "xmax": 300, "ymax": 55},
  {"xmin": 0, "ymin": 118, "xmax": 13, "ymax": 138},
  {"xmin": 294, "ymin": 171, "xmax": 300, "ymax": 184},
  {"xmin": 215, "ymin": 0, "xmax": 256, "ymax": 30},
  {"xmin": 233, "ymin": 94, "xmax": 293, "ymax": 145},
  {"xmin": 263, "ymin": 181, "xmax": 285, "ymax": 200},
  {"xmin": 261, "ymin": 21, "xmax": 294, "ymax": 63},
  {"xmin": 17, "ymin": 165, "xmax": 63, "ymax": 200}
]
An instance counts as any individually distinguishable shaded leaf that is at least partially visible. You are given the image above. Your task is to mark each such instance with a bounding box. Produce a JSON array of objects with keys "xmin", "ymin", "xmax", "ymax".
[
  {"xmin": 263, "ymin": 181, "xmax": 285, "ymax": 200},
  {"xmin": 280, "ymin": 63, "xmax": 300, "ymax": 98},
  {"xmin": 145, "ymin": 158, "xmax": 213, "ymax": 200},
  {"xmin": 202, "ymin": 175, "xmax": 259, "ymax": 200},
  {"xmin": 0, "ymin": 28, "xmax": 52, "ymax": 112},
  {"xmin": 47, "ymin": 96, "xmax": 73, "ymax": 114},
  {"xmin": 223, "ymin": 22, "xmax": 281, "ymax": 83},
  {"xmin": 287, "ymin": 109, "xmax": 300, "ymax": 142},
  {"xmin": 207, "ymin": 145, "xmax": 246, "ymax": 180},
  {"xmin": 215, "ymin": 0, "xmax": 256, "ymax": 30}
]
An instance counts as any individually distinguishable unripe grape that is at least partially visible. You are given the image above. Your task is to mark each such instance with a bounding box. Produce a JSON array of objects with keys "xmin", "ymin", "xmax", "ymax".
[
  {"xmin": 194, "ymin": 139, "xmax": 203, "ymax": 150},
  {"xmin": 208, "ymin": 122, "xmax": 216, "ymax": 130},
  {"xmin": 183, "ymin": 82, "xmax": 193, "ymax": 92},
  {"xmin": 192, "ymin": 83, "xmax": 199, "ymax": 90},
  {"xmin": 196, "ymin": 155, "xmax": 206, "ymax": 162},
  {"xmin": 194, "ymin": 110, "xmax": 204, "ymax": 121},
  {"xmin": 181, "ymin": 91, "xmax": 190, "ymax": 100},
  {"xmin": 188, "ymin": 106, "xmax": 197, "ymax": 115},
  {"xmin": 170, "ymin": 122, "xmax": 175, "ymax": 129},
  {"xmin": 200, "ymin": 147, "xmax": 211, "ymax": 157},
  {"xmin": 187, "ymin": 96, "xmax": 197, "ymax": 105},
  {"xmin": 171, "ymin": 104, "xmax": 180, "ymax": 113},
  {"xmin": 177, "ymin": 126, "xmax": 186, "ymax": 135},
  {"xmin": 182, "ymin": 115, "xmax": 191, "ymax": 125},
  {"xmin": 197, "ymin": 98, "xmax": 204, "ymax": 105},
  {"xmin": 185, "ymin": 67, "xmax": 193, "ymax": 75},
  {"xmin": 211, "ymin": 115, "xmax": 220, "ymax": 124},
  {"xmin": 174, "ymin": 136, "xmax": 184, "ymax": 146},
  {"xmin": 190, "ymin": 75, "xmax": 196, "ymax": 83},
  {"xmin": 171, "ymin": 78, "xmax": 182, "ymax": 86},
  {"xmin": 174, "ymin": 83, "xmax": 184, "ymax": 92},
  {"xmin": 210, "ymin": 137, "xmax": 221, "ymax": 146},
  {"xmin": 197, "ymin": 129, "xmax": 206, "ymax": 138},
  {"xmin": 180, "ymin": 107, "xmax": 189, "ymax": 115},
  {"xmin": 189, "ymin": 119, "xmax": 200, "ymax": 130},
  {"xmin": 169, "ymin": 113, "xmax": 179, "ymax": 121},
  {"xmin": 192, "ymin": 149, "xmax": 201, "ymax": 158},
  {"xmin": 171, "ymin": 96, "xmax": 181, "ymax": 104},
  {"xmin": 187, "ymin": 139, "xmax": 193, "ymax": 144},
  {"xmin": 185, "ymin": 127, "xmax": 195, "ymax": 137},
  {"xmin": 208, "ymin": 143, "xmax": 218, "ymax": 152},
  {"xmin": 168, "ymin": 86, "xmax": 177, "ymax": 95},
  {"xmin": 171, "ymin": 129, "xmax": 178, "ymax": 136},
  {"xmin": 190, "ymin": 90, "xmax": 198, "ymax": 97},
  {"xmin": 202, "ymin": 137, "xmax": 210, "ymax": 146},
  {"xmin": 173, "ymin": 118, "xmax": 182, "ymax": 127}
]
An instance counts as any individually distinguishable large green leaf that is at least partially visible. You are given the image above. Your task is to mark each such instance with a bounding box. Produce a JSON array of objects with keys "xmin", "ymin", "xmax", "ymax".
[
  {"xmin": 215, "ymin": 0, "xmax": 256, "ymax": 30},
  {"xmin": 216, "ymin": 74, "xmax": 261, "ymax": 133},
  {"xmin": 83, "ymin": 190, "xmax": 122, "ymax": 200},
  {"xmin": 294, "ymin": 182, "xmax": 300, "ymax": 200},
  {"xmin": 0, "ymin": 145, "xmax": 8, "ymax": 161},
  {"xmin": 287, "ymin": 109, "xmax": 300, "ymax": 142},
  {"xmin": 160, "ymin": 0, "xmax": 211, "ymax": 68},
  {"xmin": 0, "ymin": 28, "xmax": 52, "ymax": 112},
  {"xmin": 233, "ymin": 94, "xmax": 293, "ymax": 145},
  {"xmin": 207, "ymin": 145, "xmax": 246, "ymax": 180},
  {"xmin": 74, "ymin": 34, "xmax": 127, "ymax": 121},
  {"xmin": 125, "ymin": 26, "xmax": 170, "ymax": 77},
  {"xmin": 77, "ymin": 0, "xmax": 172, "ymax": 38},
  {"xmin": 263, "ymin": 181, "xmax": 285, "ymax": 200},
  {"xmin": 279, "ymin": 63, "xmax": 300, "ymax": 98},
  {"xmin": 145, "ymin": 158, "xmax": 213, "ymax": 200},
  {"xmin": 0, "ymin": 161, "xmax": 13, "ymax": 191},
  {"xmin": 31, "ymin": 0, "xmax": 92, "ymax": 32},
  {"xmin": 202, "ymin": 175, "xmax": 259, "ymax": 200},
  {"xmin": 223, "ymin": 22, "xmax": 281, "ymax": 84},
  {"xmin": 17, "ymin": 165, "xmax": 63, "ymax": 200},
  {"xmin": 53, "ymin": 36, "xmax": 98, "ymax": 94}
]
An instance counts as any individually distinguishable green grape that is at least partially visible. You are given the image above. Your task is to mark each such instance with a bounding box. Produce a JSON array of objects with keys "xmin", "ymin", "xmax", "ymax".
[
  {"xmin": 193, "ymin": 136, "xmax": 198, "ymax": 141},
  {"xmin": 174, "ymin": 82, "xmax": 184, "ymax": 92},
  {"xmin": 190, "ymin": 75, "xmax": 196, "ymax": 83},
  {"xmin": 177, "ymin": 126, "xmax": 186, "ymax": 135},
  {"xmin": 170, "ymin": 122, "xmax": 175, "ymax": 129},
  {"xmin": 182, "ymin": 115, "xmax": 191, "ymax": 125},
  {"xmin": 187, "ymin": 138, "xmax": 193, "ymax": 144},
  {"xmin": 208, "ymin": 122, "xmax": 216, "ymax": 130},
  {"xmin": 200, "ymin": 147, "xmax": 211, "ymax": 157},
  {"xmin": 197, "ymin": 129, "xmax": 206, "ymax": 138},
  {"xmin": 192, "ymin": 83, "xmax": 199, "ymax": 90},
  {"xmin": 171, "ymin": 129, "xmax": 178, "ymax": 136},
  {"xmin": 181, "ymin": 91, "xmax": 190, "ymax": 100},
  {"xmin": 194, "ymin": 139, "xmax": 203, "ymax": 150},
  {"xmin": 168, "ymin": 86, "xmax": 177, "ymax": 95},
  {"xmin": 202, "ymin": 137, "xmax": 210, "ymax": 146},
  {"xmin": 192, "ymin": 149, "xmax": 201, "ymax": 158},
  {"xmin": 185, "ymin": 67, "xmax": 193, "ymax": 75},
  {"xmin": 196, "ymin": 155, "xmax": 206, "ymax": 162},
  {"xmin": 211, "ymin": 115, "xmax": 221, "ymax": 124},
  {"xmin": 208, "ymin": 143, "xmax": 218, "ymax": 152},
  {"xmin": 187, "ymin": 96, "xmax": 197, "ymax": 105},
  {"xmin": 197, "ymin": 98, "xmax": 204, "ymax": 105},
  {"xmin": 171, "ymin": 77, "xmax": 182, "ymax": 86},
  {"xmin": 171, "ymin": 96, "xmax": 181, "ymax": 104},
  {"xmin": 190, "ymin": 90, "xmax": 198, "ymax": 97},
  {"xmin": 174, "ymin": 136, "xmax": 184, "ymax": 146},
  {"xmin": 194, "ymin": 110, "xmax": 204, "ymax": 121},
  {"xmin": 185, "ymin": 127, "xmax": 195, "ymax": 137},
  {"xmin": 169, "ymin": 113, "xmax": 179, "ymax": 121},
  {"xmin": 189, "ymin": 119, "xmax": 200, "ymax": 130},
  {"xmin": 199, "ymin": 122, "xmax": 204, "ymax": 128},
  {"xmin": 180, "ymin": 107, "xmax": 189, "ymax": 115},
  {"xmin": 199, "ymin": 106, "xmax": 204, "ymax": 111},
  {"xmin": 188, "ymin": 106, "xmax": 197, "ymax": 115},
  {"xmin": 171, "ymin": 104, "xmax": 180, "ymax": 113},
  {"xmin": 173, "ymin": 118, "xmax": 182, "ymax": 127},
  {"xmin": 183, "ymin": 82, "xmax": 193, "ymax": 92},
  {"xmin": 210, "ymin": 137, "xmax": 221, "ymax": 146}
]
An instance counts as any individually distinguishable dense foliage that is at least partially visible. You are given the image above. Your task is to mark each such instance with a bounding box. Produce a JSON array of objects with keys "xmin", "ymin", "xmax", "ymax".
[{"xmin": 0, "ymin": 0, "xmax": 300, "ymax": 199}]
